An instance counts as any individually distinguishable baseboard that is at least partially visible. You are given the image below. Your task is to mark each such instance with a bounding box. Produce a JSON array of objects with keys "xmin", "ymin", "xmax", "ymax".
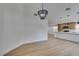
[
  {"xmin": 2, "ymin": 39, "xmax": 47, "ymax": 56},
  {"xmin": 1, "ymin": 42, "xmax": 24, "ymax": 56}
]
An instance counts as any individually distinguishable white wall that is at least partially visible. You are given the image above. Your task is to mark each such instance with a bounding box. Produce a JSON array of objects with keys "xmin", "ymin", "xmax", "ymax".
[
  {"xmin": 0, "ymin": 4, "xmax": 48, "ymax": 55},
  {"xmin": 0, "ymin": 4, "xmax": 4, "ymax": 55},
  {"xmin": 75, "ymin": 24, "xmax": 79, "ymax": 33},
  {"xmin": 48, "ymin": 26, "xmax": 58, "ymax": 34}
]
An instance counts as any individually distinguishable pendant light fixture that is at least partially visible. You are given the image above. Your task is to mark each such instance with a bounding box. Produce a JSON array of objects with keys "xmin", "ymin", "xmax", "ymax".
[
  {"xmin": 37, "ymin": 3, "xmax": 48, "ymax": 20},
  {"xmin": 65, "ymin": 8, "xmax": 71, "ymax": 18}
]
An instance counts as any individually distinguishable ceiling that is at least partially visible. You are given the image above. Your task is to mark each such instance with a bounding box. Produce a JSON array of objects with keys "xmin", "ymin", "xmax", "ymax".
[
  {"xmin": 31, "ymin": 3, "xmax": 79, "ymax": 26},
  {"xmin": 3, "ymin": 3, "xmax": 79, "ymax": 26},
  {"xmin": 44, "ymin": 3, "xmax": 79, "ymax": 26}
]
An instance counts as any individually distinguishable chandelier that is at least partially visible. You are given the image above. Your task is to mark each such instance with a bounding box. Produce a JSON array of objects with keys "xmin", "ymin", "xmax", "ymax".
[{"xmin": 37, "ymin": 3, "xmax": 48, "ymax": 20}]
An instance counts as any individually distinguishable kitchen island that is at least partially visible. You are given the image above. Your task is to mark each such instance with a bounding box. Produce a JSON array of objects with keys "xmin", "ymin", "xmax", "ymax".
[{"xmin": 54, "ymin": 32, "xmax": 79, "ymax": 42}]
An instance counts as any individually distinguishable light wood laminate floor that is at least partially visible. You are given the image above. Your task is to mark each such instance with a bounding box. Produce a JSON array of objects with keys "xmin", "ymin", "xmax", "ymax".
[{"xmin": 4, "ymin": 34, "xmax": 79, "ymax": 56}]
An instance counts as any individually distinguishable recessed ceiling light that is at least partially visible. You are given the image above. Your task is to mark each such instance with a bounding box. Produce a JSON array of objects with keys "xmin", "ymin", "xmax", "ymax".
[
  {"xmin": 34, "ymin": 13, "xmax": 37, "ymax": 16},
  {"xmin": 77, "ymin": 12, "xmax": 79, "ymax": 14},
  {"xmin": 60, "ymin": 17, "xmax": 62, "ymax": 19},
  {"xmin": 67, "ymin": 15, "xmax": 70, "ymax": 17},
  {"xmin": 65, "ymin": 8, "xmax": 71, "ymax": 11}
]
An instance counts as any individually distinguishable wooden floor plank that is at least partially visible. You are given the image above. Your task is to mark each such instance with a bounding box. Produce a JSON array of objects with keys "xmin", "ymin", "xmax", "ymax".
[{"xmin": 4, "ymin": 34, "xmax": 79, "ymax": 56}]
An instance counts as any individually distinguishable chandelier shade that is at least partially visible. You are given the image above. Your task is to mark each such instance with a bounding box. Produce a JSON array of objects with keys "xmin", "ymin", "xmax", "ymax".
[{"xmin": 38, "ymin": 9, "xmax": 48, "ymax": 19}]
